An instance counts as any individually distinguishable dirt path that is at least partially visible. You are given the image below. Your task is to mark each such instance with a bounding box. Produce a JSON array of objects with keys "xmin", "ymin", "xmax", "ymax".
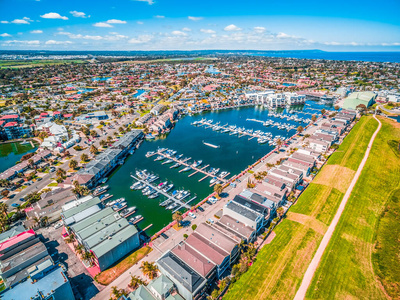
[{"xmin": 294, "ymin": 115, "xmax": 382, "ymax": 300}]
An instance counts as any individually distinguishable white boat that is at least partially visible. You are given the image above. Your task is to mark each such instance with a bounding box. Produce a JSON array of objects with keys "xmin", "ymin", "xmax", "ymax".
[
  {"xmin": 148, "ymin": 192, "xmax": 159, "ymax": 199},
  {"xmin": 181, "ymin": 166, "xmax": 192, "ymax": 172},
  {"xmin": 145, "ymin": 151, "xmax": 155, "ymax": 157},
  {"xmin": 162, "ymin": 184, "xmax": 174, "ymax": 192},
  {"xmin": 210, "ymin": 177, "xmax": 218, "ymax": 184},
  {"xmin": 120, "ymin": 206, "xmax": 136, "ymax": 218}
]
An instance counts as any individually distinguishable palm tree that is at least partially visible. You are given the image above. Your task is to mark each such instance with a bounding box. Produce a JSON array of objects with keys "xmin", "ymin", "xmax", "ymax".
[
  {"xmin": 99, "ymin": 140, "xmax": 107, "ymax": 148},
  {"xmin": 128, "ymin": 275, "xmax": 146, "ymax": 290},
  {"xmin": 172, "ymin": 212, "xmax": 183, "ymax": 226},
  {"xmin": 276, "ymin": 138, "xmax": 283, "ymax": 148},
  {"xmin": 40, "ymin": 216, "xmax": 49, "ymax": 227},
  {"xmin": 140, "ymin": 261, "xmax": 159, "ymax": 280},
  {"xmin": 0, "ymin": 203, "xmax": 9, "ymax": 220},
  {"xmin": 56, "ymin": 168, "xmax": 66, "ymax": 178},
  {"xmin": 213, "ymin": 183, "xmax": 223, "ymax": 196},
  {"xmin": 65, "ymin": 234, "xmax": 75, "ymax": 244},
  {"xmin": 90, "ymin": 145, "xmax": 98, "ymax": 155},
  {"xmin": 277, "ymin": 207, "xmax": 285, "ymax": 218},
  {"xmin": 69, "ymin": 159, "xmax": 78, "ymax": 170},
  {"xmin": 110, "ymin": 286, "xmax": 126, "ymax": 300},
  {"xmin": 297, "ymin": 126, "xmax": 304, "ymax": 134},
  {"xmin": 73, "ymin": 180, "xmax": 80, "ymax": 190},
  {"xmin": 75, "ymin": 244, "xmax": 84, "ymax": 256},
  {"xmin": 80, "ymin": 153, "xmax": 88, "ymax": 162}
]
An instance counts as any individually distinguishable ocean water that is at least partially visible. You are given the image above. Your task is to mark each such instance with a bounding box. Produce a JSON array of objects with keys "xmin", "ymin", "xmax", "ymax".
[
  {"xmin": 249, "ymin": 51, "xmax": 400, "ymax": 63},
  {"xmin": 106, "ymin": 101, "xmax": 332, "ymax": 235}
]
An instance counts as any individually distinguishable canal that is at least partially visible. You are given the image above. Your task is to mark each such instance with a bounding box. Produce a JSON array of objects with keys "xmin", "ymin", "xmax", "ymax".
[
  {"xmin": 106, "ymin": 101, "xmax": 332, "ymax": 235},
  {"xmin": 0, "ymin": 141, "xmax": 38, "ymax": 173}
]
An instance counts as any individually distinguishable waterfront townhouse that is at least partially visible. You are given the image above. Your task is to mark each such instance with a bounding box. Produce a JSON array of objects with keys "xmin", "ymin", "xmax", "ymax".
[
  {"xmin": 68, "ymin": 130, "xmax": 143, "ymax": 188},
  {"xmin": 136, "ymin": 113, "xmax": 152, "ymax": 127},
  {"xmin": 223, "ymin": 195, "xmax": 270, "ymax": 235},
  {"xmin": 284, "ymin": 92, "xmax": 306, "ymax": 105},
  {"xmin": 282, "ymin": 160, "xmax": 311, "ymax": 177},
  {"xmin": 266, "ymin": 93, "xmax": 286, "ymax": 108},
  {"xmin": 308, "ymin": 138, "xmax": 331, "ymax": 153},
  {"xmin": 62, "ymin": 196, "xmax": 140, "ymax": 271},
  {"xmin": 157, "ymin": 251, "xmax": 208, "ymax": 300},
  {"xmin": 214, "ymin": 215, "xmax": 257, "ymax": 243},
  {"xmin": 268, "ymin": 166, "xmax": 303, "ymax": 190},
  {"xmin": 151, "ymin": 104, "xmax": 166, "ymax": 116},
  {"xmin": 172, "ymin": 242, "xmax": 217, "ymax": 283}
]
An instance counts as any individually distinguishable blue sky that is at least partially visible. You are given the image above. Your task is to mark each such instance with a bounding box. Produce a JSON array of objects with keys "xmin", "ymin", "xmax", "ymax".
[{"xmin": 0, "ymin": 0, "xmax": 399, "ymax": 51}]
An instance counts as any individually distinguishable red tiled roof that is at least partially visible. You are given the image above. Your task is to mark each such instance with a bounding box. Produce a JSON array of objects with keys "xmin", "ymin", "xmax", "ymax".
[
  {"xmin": 0, "ymin": 115, "xmax": 19, "ymax": 120},
  {"xmin": 4, "ymin": 122, "xmax": 18, "ymax": 128}
]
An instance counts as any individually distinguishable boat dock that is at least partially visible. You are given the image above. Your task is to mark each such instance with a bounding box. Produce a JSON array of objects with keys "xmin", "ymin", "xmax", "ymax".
[
  {"xmin": 100, "ymin": 194, "xmax": 113, "ymax": 202},
  {"xmin": 172, "ymin": 196, "xmax": 197, "ymax": 213},
  {"xmin": 156, "ymin": 151, "xmax": 228, "ymax": 182},
  {"xmin": 122, "ymin": 209, "xmax": 136, "ymax": 218},
  {"xmin": 130, "ymin": 175, "xmax": 191, "ymax": 210},
  {"xmin": 114, "ymin": 204, "xmax": 127, "ymax": 212},
  {"xmin": 133, "ymin": 216, "xmax": 144, "ymax": 224}
]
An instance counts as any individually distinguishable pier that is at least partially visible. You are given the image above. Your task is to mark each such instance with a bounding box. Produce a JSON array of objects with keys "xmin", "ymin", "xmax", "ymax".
[
  {"xmin": 172, "ymin": 196, "xmax": 197, "ymax": 213},
  {"xmin": 155, "ymin": 151, "xmax": 228, "ymax": 183},
  {"xmin": 130, "ymin": 175, "xmax": 191, "ymax": 210}
]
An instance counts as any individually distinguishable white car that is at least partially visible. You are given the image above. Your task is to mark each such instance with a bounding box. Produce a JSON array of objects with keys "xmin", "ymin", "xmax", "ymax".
[
  {"xmin": 188, "ymin": 212, "xmax": 196, "ymax": 219},
  {"xmin": 54, "ymin": 221, "xmax": 63, "ymax": 230},
  {"xmin": 209, "ymin": 197, "xmax": 217, "ymax": 204},
  {"xmin": 207, "ymin": 218, "xmax": 214, "ymax": 224}
]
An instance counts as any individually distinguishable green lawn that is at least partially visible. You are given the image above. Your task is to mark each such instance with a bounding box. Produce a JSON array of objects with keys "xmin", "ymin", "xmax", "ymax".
[
  {"xmin": 306, "ymin": 117, "xmax": 400, "ymax": 299},
  {"xmin": 0, "ymin": 59, "xmax": 87, "ymax": 69},
  {"xmin": 327, "ymin": 116, "xmax": 379, "ymax": 170},
  {"xmin": 224, "ymin": 115, "xmax": 378, "ymax": 300}
]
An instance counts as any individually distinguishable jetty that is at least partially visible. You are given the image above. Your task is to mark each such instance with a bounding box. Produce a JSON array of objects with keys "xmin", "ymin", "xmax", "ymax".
[
  {"xmin": 202, "ymin": 141, "xmax": 220, "ymax": 148},
  {"xmin": 130, "ymin": 175, "xmax": 191, "ymax": 210},
  {"xmin": 172, "ymin": 196, "xmax": 197, "ymax": 213},
  {"xmin": 155, "ymin": 151, "xmax": 228, "ymax": 183}
]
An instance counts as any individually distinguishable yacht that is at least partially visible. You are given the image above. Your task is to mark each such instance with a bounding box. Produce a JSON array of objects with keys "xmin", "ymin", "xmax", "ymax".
[
  {"xmin": 162, "ymin": 183, "xmax": 174, "ymax": 192},
  {"xmin": 171, "ymin": 163, "xmax": 181, "ymax": 168},
  {"xmin": 154, "ymin": 155, "xmax": 164, "ymax": 161},
  {"xmin": 164, "ymin": 159, "xmax": 173, "ymax": 164},
  {"xmin": 148, "ymin": 192, "xmax": 159, "ymax": 199},
  {"xmin": 145, "ymin": 151, "xmax": 155, "ymax": 157},
  {"xmin": 181, "ymin": 166, "xmax": 192, "ymax": 172},
  {"xmin": 219, "ymin": 171, "xmax": 228, "ymax": 178},
  {"xmin": 160, "ymin": 199, "xmax": 173, "ymax": 207},
  {"xmin": 129, "ymin": 215, "xmax": 143, "ymax": 223},
  {"xmin": 210, "ymin": 177, "xmax": 218, "ymax": 184},
  {"xmin": 120, "ymin": 206, "xmax": 136, "ymax": 218}
]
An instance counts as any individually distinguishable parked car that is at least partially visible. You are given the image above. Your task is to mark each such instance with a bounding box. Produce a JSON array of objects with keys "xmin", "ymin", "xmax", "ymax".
[
  {"xmin": 197, "ymin": 206, "xmax": 205, "ymax": 212},
  {"xmin": 188, "ymin": 212, "xmax": 196, "ymax": 219},
  {"xmin": 160, "ymin": 233, "xmax": 169, "ymax": 239},
  {"xmin": 54, "ymin": 221, "xmax": 63, "ymax": 230},
  {"xmin": 19, "ymin": 197, "xmax": 25, "ymax": 202},
  {"xmin": 207, "ymin": 218, "xmax": 214, "ymax": 224},
  {"xmin": 11, "ymin": 203, "xmax": 20, "ymax": 208}
]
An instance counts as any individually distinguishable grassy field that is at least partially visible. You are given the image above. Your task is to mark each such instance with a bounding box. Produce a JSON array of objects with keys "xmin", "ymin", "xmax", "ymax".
[
  {"xmin": 306, "ymin": 117, "xmax": 400, "ymax": 299},
  {"xmin": 0, "ymin": 60, "xmax": 87, "ymax": 69},
  {"xmin": 327, "ymin": 116, "xmax": 379, "ymax": 170},
  {"xmin": 94, "ymin": 246, "xmax": 152, "ymax": 286},
  {"xmin": 224, "ymin": 116, "xmax": 378, "ymax": 300}
]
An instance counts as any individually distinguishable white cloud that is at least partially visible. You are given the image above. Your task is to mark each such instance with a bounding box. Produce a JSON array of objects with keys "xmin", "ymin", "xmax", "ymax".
[
  {"xmin": 1, "ymin": 21, "xmax": 9, "ymax": 24},
  {"xmin": 254, "ymin": 26, "xmax": 266, "ymax": 33},
  {"xmin": 182, "ymin": 27, "xmax": 191, "ymax": 32},
  {"xmin": 45, "ymin": 40, "xmax": 73, "ymax": 45},
  {"xmin": 128, "ymin": 34, "xmax": 153, "ymax": 44},
  {"xmin": 106, "ymin": 19, "xmax": 126, "ymax": 24},
  {"xmin": 0, "ymin": 33, "xmax": 12, "ymax": 37},
  {"xmin": 30, "ymin": 30, "xmax": 43, "ymax": 34},
  {"xmin": 188, "ymin": 16, "xmax": 203, "ymax": 21},
  {"xmin": 40, "ymin": 13, "xmax": 68, "ymax": 20},
  {"xmin": 154, "ymin": 15, "xmax": 165, "ymax": 19},
  {"xmin": 137, "ymin": 21, "xmax": 144, "ymax": 25},
  {"xmin": 134, "ymin": 0, "xmax": 154, "ymax": 4},
  {"xmin": 94, "ymin": 22, "xmax": 113, "ymax": 28},
  {"xmin": 200, "ymin": 29, "xmax": 216, "ymax": 34},
  {"xmin": 5, "ymin": 40, "xmax": 40, "ymax": 45},
  {"xmin": 11, "ymin": 17, "xmax": 32, "ymax": 24},
  {"xmin": 171, "ymin": 30, "xmax": 187, "ymax": 36},
  {"xmin": 224, "ymin": 24, "xmax": 241, "ymax": 31},
  {"xmin": 70, "ymin": 11, "xmax": 88, "ymax": 18}
]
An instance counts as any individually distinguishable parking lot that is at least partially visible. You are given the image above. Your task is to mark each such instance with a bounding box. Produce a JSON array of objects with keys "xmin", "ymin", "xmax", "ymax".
[{"xmin": 38, "ymin": 226, "xmax": 104, "ymax": 300}]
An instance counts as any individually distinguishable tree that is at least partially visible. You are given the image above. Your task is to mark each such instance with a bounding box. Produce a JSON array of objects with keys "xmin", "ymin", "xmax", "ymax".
[
  {"xmin": 191, "ymin": 224, "xmax": 197, "ymax": 231},
  {"xmin": 82, "ymin": 251, "xmax": 95, "ymax": 266},
  {"xmin": 0, "ymin": 203, "xmax": 9, "ymax": 220},
  {"xmin": 65, "ymin": 234, "xmax": 75, "ymax": 244},
  {"xmin": 213, "ymin": 183, "xmax": 223, "ymax": 196},
  {"xmin": 40, "ymin": 216, "xmax": 49, "ymax": 227},
  {"xmin": 128, "ymin": 275, "xmax": 146, "ymax": 290},
  {"xmin": 110, "ymin": 286, "xmax": 126, "ymax": 300},
  {"xmin": 356, "ymin": 104, "xmax": 367, "ymax": 114},
  {"xmin": 69, "ymin": 159, "xmax": 78, "ymax": 170},
  {"xmin": 334, "ymin": 105, "xmax": 340, "ymax": 111},
  {"xmin": 297, "ymin": 126, "xmax": 304, "ymax": 134},
  {"xmin": 56, "ymin": 168, "xmax": 66, "ymax": 178},
  {"xmin": 140, "ymin": 261, "xmax": 159, "ymax": 280},
  {"xmin": 311, "ymin": 114, "xmax": 317, "ymax": 122},
  {"xmin": 276, "ymin": 207, "xmax": 285, "ymax": 218},
  {"xmin": 172, "ymin": 211, "xmax": 183, "ymax": 226},
  {"xmin": 90, "ymin": 130, "xmax": 97, "ymax": 137},
  {"xmin": 276, "ymin": 138, "xmax": 283, "ymax": 148},
  {"xmin": 90, "ymin": 145, "xmax": 98, "ymax": 155},
  {"xmin": 99, "ymin": 140, "xmax": 107, "ymax": 148},
  {"xmin": 75, "ymin": 244, "xmax": 84, "ymax": 256},
  {"xmin": 80, "ymin": 153, "xmax": 88, "ymax": 162},
  {"xmin": 1, "ymin": 190, "xmax": 10, "ymax": 199},
  {"xmin": 321, "ymin": 108, "xmax": 326, "ymax": 115},
  {"xmin": 183, "ymin": 233, "xmax": 188, "ymax": 239}
]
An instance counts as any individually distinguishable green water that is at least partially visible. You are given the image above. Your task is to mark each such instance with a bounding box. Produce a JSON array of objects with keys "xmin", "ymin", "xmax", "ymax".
[
  {"xmin": 0, "ymin": 141, "xmax": 38, "ymax": 173},
  {"xmin": 106, "ymin": 102, "xmax": 331, "ymax": 235}
]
